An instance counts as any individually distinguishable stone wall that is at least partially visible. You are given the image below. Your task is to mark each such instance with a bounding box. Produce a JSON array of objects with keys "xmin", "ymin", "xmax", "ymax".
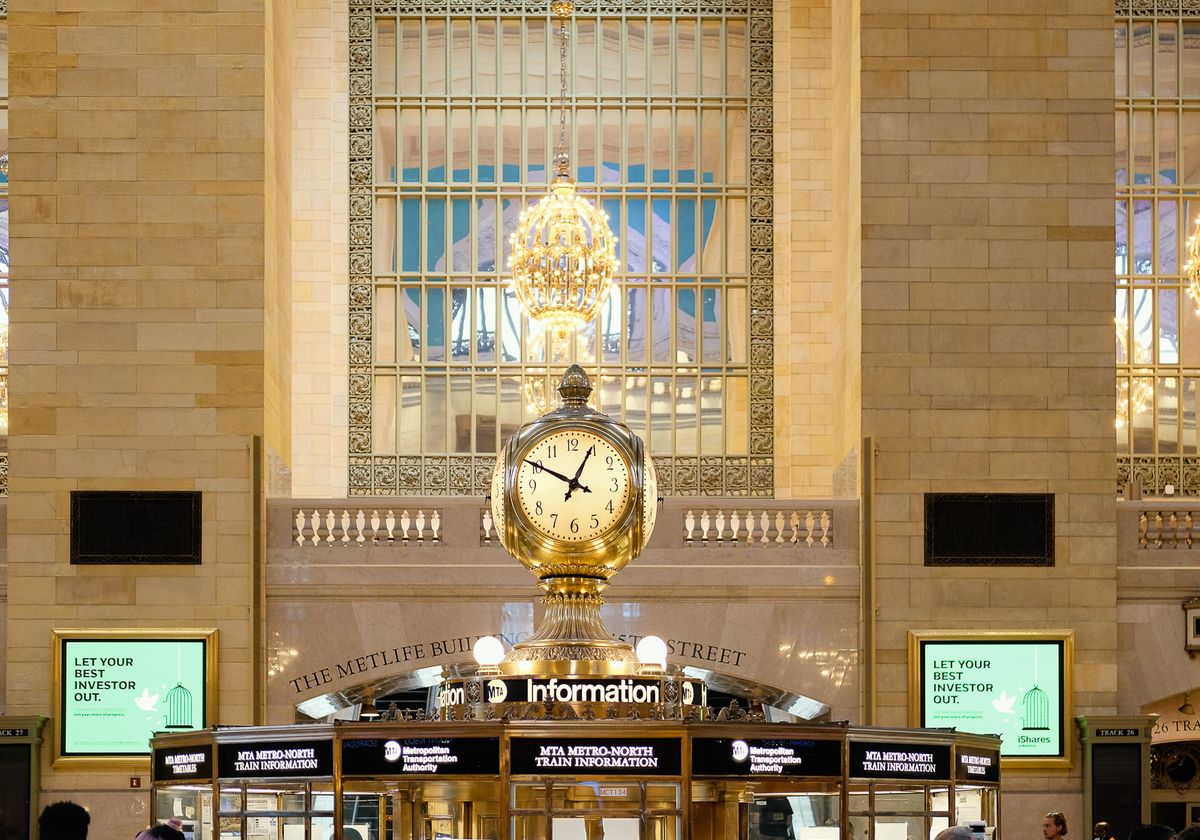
[
  {"xmin": 5, "ymin": 0, "xmax": 289, "ymax": 833},
  {"xmin": 859, "ymin": 0, "xmax": 1117, "ymax": 834}
]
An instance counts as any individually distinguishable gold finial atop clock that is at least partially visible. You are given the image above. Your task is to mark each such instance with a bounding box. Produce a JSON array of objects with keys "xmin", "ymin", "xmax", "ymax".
[
  {"xmin": 490, "ymin": 366, "xmax": 659, "ymax": 675},
  {"xmin": 556, "ymin": 364, "xmax": 591, "ymax": 406}
]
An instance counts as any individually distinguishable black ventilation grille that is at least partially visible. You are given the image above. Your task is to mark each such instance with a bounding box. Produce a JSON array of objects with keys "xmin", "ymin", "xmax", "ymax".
[
  {"xmin": 70, "ymin": 491, "xmax": 202, "ymax": 565},
  {"xmin": 924, "ymin": 493, "xmax": 1054, "ymax": 566}
]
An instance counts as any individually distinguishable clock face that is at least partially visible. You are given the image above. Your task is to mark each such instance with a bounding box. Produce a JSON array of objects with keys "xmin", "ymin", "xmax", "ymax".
[{"xmin": 515, "ymin": 429, "xmax": 632, "ymax": 542}]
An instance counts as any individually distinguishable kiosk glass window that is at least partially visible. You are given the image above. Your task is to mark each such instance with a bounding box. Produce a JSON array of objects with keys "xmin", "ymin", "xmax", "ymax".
[
  {"xmin": 342, "ymin": 779, "xmax": 502, "ymax": 840},
  {"xmin": 511, "ymin": 781, "xmax": 682, "ymax": 840},
  {"xmin": 216, "ymin": 783, "xmax": 335, "ymax": 840},
  {"xmin": 154, "ymin": 786, "xmax": 213, "ymax": 840},
  {"xmin": 689, "ymin": 780, "xmax": 840, "ymax": 840},
  {"xmin": 849, "ymin": 784, "xmax": 951, "ymax": 840}
]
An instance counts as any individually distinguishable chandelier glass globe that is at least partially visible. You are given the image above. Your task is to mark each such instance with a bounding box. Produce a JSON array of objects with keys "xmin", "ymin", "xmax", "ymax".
[
  {"xmin": 507, "ymin": 0, "xmax": 616, "ymax": 335},
  {"xmin": 508, "ymin": 165, "xmax": 617, "ymax": 336}
]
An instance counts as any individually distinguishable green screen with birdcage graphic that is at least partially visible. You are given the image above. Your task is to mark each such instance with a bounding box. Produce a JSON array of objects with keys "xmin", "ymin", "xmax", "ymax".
[
  {"xmin": 60, "ymin": 639, "xmax": 206, "ymax": 756},
  {"xmin": 918, "ymin": 639, "xmax": 1065, "ymax": 758}
]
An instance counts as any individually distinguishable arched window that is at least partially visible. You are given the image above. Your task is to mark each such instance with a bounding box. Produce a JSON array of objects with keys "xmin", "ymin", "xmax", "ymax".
[
  {"xmin": 349, "ymin": 0, "xmax": 773, "ymax": 495},
  {"xmin": 1116, "ymin": 2, "xmax": 1200, "ymax": 493}
]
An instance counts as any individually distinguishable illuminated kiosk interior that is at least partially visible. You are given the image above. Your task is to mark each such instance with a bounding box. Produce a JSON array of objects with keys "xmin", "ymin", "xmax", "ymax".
[{"xmin": 150, "ymin": 368, "xmax": 1003, "ymax": 840}]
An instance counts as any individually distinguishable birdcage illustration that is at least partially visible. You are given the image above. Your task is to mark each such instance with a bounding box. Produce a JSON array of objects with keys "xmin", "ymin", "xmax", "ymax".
[
  {"xmin": 1021, "ymin": 685, "xmax": 1050, "ymax": 731},
  {"xmin": 163, "ymin": 682, "xmax": 194, "ymax": 729}
]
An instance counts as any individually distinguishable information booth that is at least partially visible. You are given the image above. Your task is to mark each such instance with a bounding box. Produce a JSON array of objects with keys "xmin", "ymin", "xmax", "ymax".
[{"xmin": 151, "ymin": 721, "xmax": 1000, "ymax": 840}]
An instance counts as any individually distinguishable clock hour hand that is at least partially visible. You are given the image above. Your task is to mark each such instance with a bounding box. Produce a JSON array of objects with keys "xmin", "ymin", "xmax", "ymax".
[{"xmin": 523, "ymin": 458, "xmax": 572, "ymax": 485}]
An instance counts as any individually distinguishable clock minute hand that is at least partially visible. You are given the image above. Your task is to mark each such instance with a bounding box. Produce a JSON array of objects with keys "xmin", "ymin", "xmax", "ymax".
[
  {"xmin": 564, "ymin": 446, "xmax": 596, "ymax": 501},
  {"xmin": 523, "ymin": 458, "xmax": 572, "ymax": 485}
]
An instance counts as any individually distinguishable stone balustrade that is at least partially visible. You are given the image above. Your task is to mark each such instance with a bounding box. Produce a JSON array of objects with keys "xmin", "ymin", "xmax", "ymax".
[{"xmin": 279, "ymin": 497, "xmax": 856, "ymax": 553}]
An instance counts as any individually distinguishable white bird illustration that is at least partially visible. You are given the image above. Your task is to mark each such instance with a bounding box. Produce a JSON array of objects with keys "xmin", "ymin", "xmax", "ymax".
[
  {"xmin": 134, "ymin": 688, "xmax": 159, "ymax": 712},
  {"xmin": 991, "ymin": 690, "xmax": 1016, "ymax": 714}
]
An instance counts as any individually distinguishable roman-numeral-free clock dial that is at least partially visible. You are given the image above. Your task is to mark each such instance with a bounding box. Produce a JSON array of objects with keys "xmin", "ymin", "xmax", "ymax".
[{"xmin": 515, "ymin": 429, "xmax": 632, "ymax": 542}]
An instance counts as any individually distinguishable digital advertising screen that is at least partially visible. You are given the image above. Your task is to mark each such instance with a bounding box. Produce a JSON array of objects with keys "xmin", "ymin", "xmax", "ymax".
[
  {"xmin": 56, "ymin": 631, "xmax": 214, "ymax": 760},
  {"xmin": 910, "ymin": 632, "xmax": 1072, "ymax": 766}
]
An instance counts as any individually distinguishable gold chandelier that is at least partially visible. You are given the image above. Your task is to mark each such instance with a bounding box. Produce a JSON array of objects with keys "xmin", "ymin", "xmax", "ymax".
[
  {"xmin": 1115, "ymin": 316, "xmax": 1153, "ymax": 430},
  {"xmin": 1188, "ymin": 219, "xmax": 1200, "ymax": 313},
  {"xmin": 507, "ymin": 0, "xmax": 617, "ymax": 336}
]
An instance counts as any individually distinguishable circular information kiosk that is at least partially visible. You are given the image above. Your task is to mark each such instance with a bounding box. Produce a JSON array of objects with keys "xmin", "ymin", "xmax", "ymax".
[
  {"xmin": 150, "ymin": 720, "xmax": 1000, "ymax": 840},
  {"xmin": 149, "ymin": 369, "xmax": 1002, "ymax": 840}
]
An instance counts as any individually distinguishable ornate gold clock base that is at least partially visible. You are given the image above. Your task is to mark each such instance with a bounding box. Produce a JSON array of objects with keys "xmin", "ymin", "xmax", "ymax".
[{"xmin": 499, "ymin": 576, "xmax": 639, "ymax": 676}]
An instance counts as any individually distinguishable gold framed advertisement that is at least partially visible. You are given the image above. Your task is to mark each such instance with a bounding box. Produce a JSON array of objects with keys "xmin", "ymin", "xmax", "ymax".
[
  {"xmin": 908, "ymin": 629, "xmax": 1074, "ymax": 770},
  {"xmin": 52, "ymin": 627, "xmax": 218, "ymax": 768}
]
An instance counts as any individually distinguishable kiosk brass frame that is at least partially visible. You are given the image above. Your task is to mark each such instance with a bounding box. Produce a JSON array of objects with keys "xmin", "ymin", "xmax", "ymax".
[
  {"xmin": 907, "ymin": 629, "xmax": 1075, "ymax": 770},
  {"xmin": 151, "ymin": 719, "xmax": 1003, "ymax": 840},
  {"xmin": 51, "ymin": 627, "xmax": 219, "ymax": 768}
]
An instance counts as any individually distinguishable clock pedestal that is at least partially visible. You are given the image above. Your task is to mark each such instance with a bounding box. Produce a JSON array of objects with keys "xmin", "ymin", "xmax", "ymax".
[{"xmin": 500, "ymin": 576, "xmax": 638, "ymax": 676}]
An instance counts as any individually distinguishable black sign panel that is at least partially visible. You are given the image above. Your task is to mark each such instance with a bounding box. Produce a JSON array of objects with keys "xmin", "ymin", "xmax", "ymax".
[
  {"xmin": 955, "ymin": 748, "xmax": 999, "ymax": 783},
  {"xmin": 439, "ymin": 677, "xmax": 704, "ymax": 707},
  {"xmin": 1095, "ymin": 728, "xmax": 1139, "ymax": 738},
  {"xmin": 510, "ymin": 738, "xmax": 682, "ymax": 776},
  {"xmin": 692, "ymin": 738, "xmax": 842, "ymax": 777},
  {"xmin": 849, "ymin": 741, "xmax": 951, "ymax": 780},
  {"xmin": 217, "ymin": 740, "xmax": 333, "ymax": 778},
  {"xmin": 153, "ymin": 745, "xmax": 213, "ymax": 782},
  {"xmin": 0, "ymin": 729, "xmax": 29, "ymax": 738},
  {"xmin": 341, "ymin": 737, "xmax": 500, "ymax": 776}
]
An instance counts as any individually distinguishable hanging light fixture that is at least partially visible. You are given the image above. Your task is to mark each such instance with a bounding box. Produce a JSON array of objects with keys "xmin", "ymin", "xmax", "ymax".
[
  {"xmin": 507, "ymin": 0, "xmax": 617, "ymax": 337},
  {"xmin": 1115, "ymin": 316, "xmax": 1154, "ymax": 429},
  {"xmin": 1187, "ymin": 221, "xmax": 1200, "ymax": 312}
]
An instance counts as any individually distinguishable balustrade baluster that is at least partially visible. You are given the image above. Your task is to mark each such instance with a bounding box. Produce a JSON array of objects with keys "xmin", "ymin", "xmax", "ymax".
[
  {"xmin": 430, "ymin": 510, "xmax": 441, "ymax": 543},
  {"xmin": 369, "ymin": 509, "xmax": 382, "ymax": 543},
  {"xmin": 699, "ymin": 510, "xmax": 711, "ymax": 543},
  {"xmin": 774, "ymin": 511, "xmax": 785, "ymax": 544},
  {"xmin": 415, "ymin": 510, "xmax": 426, "ymax": 542},
  {"xmin": 354, "ymin": 509, "xmax": 366, "ymax": 544},
  {"xmin": 294, "ymin": 509, "xmax": 307, "ymax": 546},
  {"xmin": 481, "ymin": 507, "xmax": 494, "ymax": 543},
  {"xmin": 684, "ymin": 510, "xmax": 696, "ymax": 543},
  {"xmin": 714, "ymin": 510, "xmax": 726, "ymax": 542},
  {"xmin": 1138, "ymin": 510, "xmax": 1149, "ymax": 549},
  {"xmin": 400, "ymin": 510, "xmax": 411, "ymax": 542},
  {"xmin": 819, "ymin": 509, "xmax": 831, "ymax": 546},
  {"xmin": 316, "ymin": 510, "xmax": 332, "ymax": 545}
]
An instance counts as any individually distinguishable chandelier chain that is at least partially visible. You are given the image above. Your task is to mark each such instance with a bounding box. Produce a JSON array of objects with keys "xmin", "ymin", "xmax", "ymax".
[{"xmin": 559, "ymin": 17, "xmax": 568, "ymax": 165}]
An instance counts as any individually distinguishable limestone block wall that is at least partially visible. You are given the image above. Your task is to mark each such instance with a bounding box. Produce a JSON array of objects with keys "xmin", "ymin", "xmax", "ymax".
[
  {"xmin": 5, "ymin": 1, "xmax": 290, "ymax": 834},
  {"xmin": 774, "ymin": 0, "xmax": 840, "ymax": 498},
  {"xmin": 290, "ymin": 0, "xmax": 348, "ymax": 498},
  {"xmin": 858, "ymin": 0, "xmax": 1117, "ymax": 834}
]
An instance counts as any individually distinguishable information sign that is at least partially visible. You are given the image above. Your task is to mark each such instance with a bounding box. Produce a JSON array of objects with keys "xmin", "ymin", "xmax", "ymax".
[
  {"xmin": 59, "ymin": 635, "xmax": 210, "ymax": 757},
  {"xmin": 955, "ymin": 747, "xmax": 1000, "ymax": 782},
  {"xmin": 152, "ymin": 744, "xmax": 213, "ymax": 782},
  {"xmin": 217, "ymin": 739, "xmax": 334, "ymax": 778},
  {"xmin": 509, "ymin": 737, "xmax": 682, "ymax": 776},
  {"xmin": 849, "ymin": 741, "xmax": 952, "ymax": 780},
  {"xmin": 913, "ymin": 634, "xmax": 1070, "ymax": 760},
  {"xmin": 692, "ymin": 738, "xmax": 842, "ymax": 777},
  {"xmin": 341, "ymin": 737, "xmax": 500, "ymax": 775}
]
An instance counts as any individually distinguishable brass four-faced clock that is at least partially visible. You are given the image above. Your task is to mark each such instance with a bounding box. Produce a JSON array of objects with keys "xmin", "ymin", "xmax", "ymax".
[{"xmin": 492, "ymin": 365, "xmax": 658, "ymax": 583}]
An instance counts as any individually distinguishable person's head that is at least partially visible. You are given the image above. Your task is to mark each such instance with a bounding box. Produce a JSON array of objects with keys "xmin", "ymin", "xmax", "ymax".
[
  {"xmin": 1095, "ymin": 824, "xmax": 1113, "ymax": 840},
  {"xmin": 934, "ymin": 827, "xmax": 975, "ymax": 840},
  {"xmin": 135, "ymin": 826, "xmax": 185, "ymax": 840},
  {"xmin": 1175, "ymin": 825, "xmax": 1200, "ymax": 840},
  {"xmin": 329, "ymin": 829, "xmax": 364, "ymax": 840},
  {"xmin": 1044, "ymin": 813, "xmax": 1068, "ymax": 840},
  {"xmin": 1128, "ymin": 825, "xmax": 1177, "ymax": 840},
  {"xmin": 39, "ymin": 801, "xmax": 90, "ymax": 840}
]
